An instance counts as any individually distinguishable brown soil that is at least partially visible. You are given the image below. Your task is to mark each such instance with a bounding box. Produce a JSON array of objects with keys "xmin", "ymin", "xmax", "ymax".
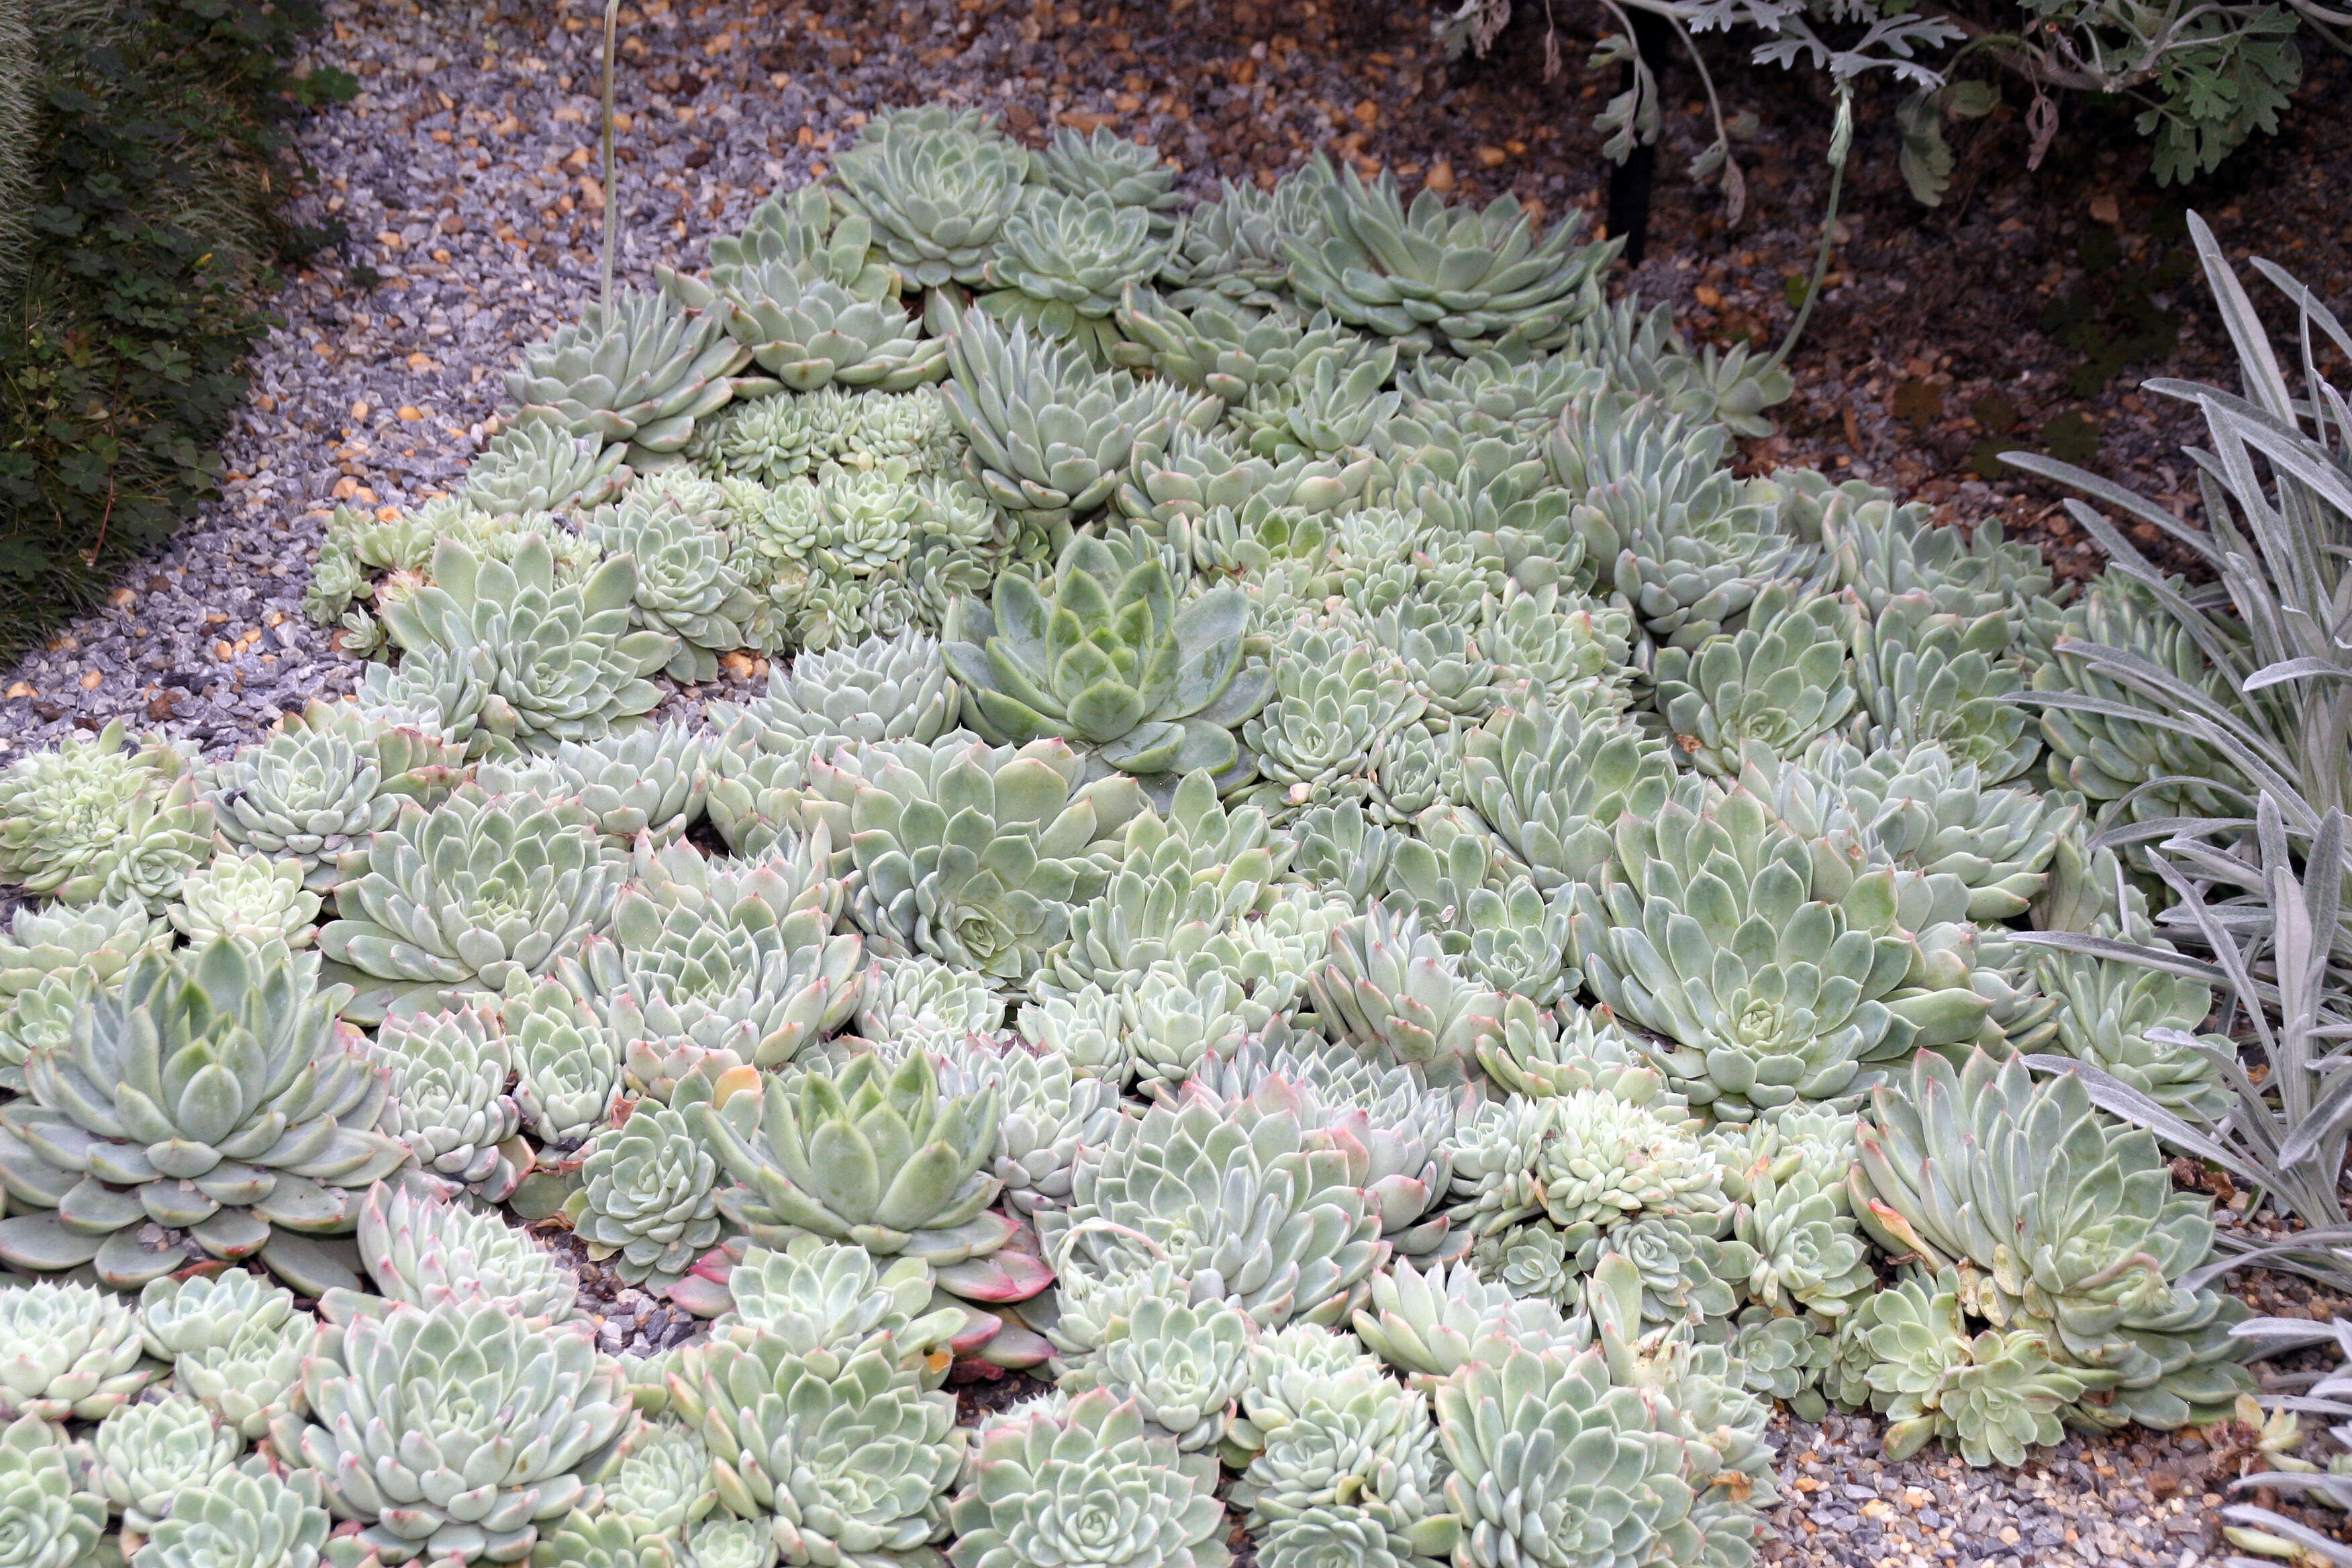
[{"xmin": 855, "ymin": 0, "xmax": 2352, "ymax": 585}]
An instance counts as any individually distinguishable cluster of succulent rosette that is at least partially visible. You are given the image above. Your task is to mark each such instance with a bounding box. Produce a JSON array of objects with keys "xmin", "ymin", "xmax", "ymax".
[{"xmin": 0, "ymin": 108, "xmax": 2264, "ymax": 1568}]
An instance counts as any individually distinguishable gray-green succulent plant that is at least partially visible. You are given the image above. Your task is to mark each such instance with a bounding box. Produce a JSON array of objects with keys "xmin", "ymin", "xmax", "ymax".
[
  {"xmin": 947, "ymin": 1387, "xmax": 1227, "ymax": 1568},
  {"xmin": 0, "ymin": 719, "xmax": 214, "ymax": 912},
  {"xmin": 507, "ymin": 287, "xmax": 756, "ymax": 465},
  {"xmin": 830, "ymin": 105, "xmax": 1032, "ymax": 289}
]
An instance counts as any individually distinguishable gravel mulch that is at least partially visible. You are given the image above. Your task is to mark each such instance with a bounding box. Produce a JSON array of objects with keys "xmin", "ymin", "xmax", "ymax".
[{"xmin": 1, "ymin": 0, "xmax": 2348, "ymax": 1561}]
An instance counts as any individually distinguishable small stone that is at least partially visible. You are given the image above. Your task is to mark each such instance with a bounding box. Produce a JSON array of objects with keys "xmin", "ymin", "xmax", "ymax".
[
  {"xmin": 1424, "ymin": 160, "xmax": 1455, "ymax": 193},
  {"xmin": 79, "ymin": 671, "xmax": 102, "ymax": 690},
  {"xmin": 2090, "ymin": 193, "xmax": 2121, "ymax": 225},
  {"xmin": 1475, "ymin": 144, "xmax": 1506, "ymax": 167}
]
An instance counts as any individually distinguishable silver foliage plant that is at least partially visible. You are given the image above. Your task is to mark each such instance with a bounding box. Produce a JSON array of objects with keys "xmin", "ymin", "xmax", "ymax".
[{"xmin": 0, "ymin": 95, "xmax": 2310, "ymax": 1568}]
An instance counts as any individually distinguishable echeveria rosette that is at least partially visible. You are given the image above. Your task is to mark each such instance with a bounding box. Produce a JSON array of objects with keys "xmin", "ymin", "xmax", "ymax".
[
  {"xmin": 1566, "ymin": 786, "xmax": 1980, "ymax": 1121},
  {"xmin": 829, "ymin": 105, "xmax": 1030, "ymax": 289},
  {"xmin": 197, "ymin": 699, "xmax": 467, "ymax": 893},
  {"xmin": 565, "ymin": 1099, "xmax": 729, "ymax": 1291},
  {"xmin": 701, "ymin": 1235, "xmax": 967, "ymax": 1373},
  {"xmin": 941, "ymin": 309, "xmax": 1216, "ymax": 533},
  {"xmin": 1434, "ymin": 1338, "xmax": 1759, "ymax": 1568},
  {"xmin": 137, "ymin": 1270, "xmax": 315, "ymax": 1440},
  {"xmin": 556, "ymin": 838, "xmax": 865, "ymax": 1071},
  {"xmin": 0, "ymin": 1413, "xmax": 105, "ymax": 1568},
  {"xmin": 137, "ymin": 1459, "xmax": 335, "ymax": 1568},
  {"xmin": 691, "ymin": 1048, "xmax": 1024, "ymax": 1293},
  {"xmin": 979, "ymin": 188, "xmax": 1170, "ymax": 365},
  {"xmin": 1857, "ymin": 1267, "xmax": 2113, "ymax": 1469},
  {"xmin": 0, "ymin": 898, "xmax": 171, "ymax": 1091},
  {"xmin": 505, "ymin": 287, "xmax": 755, "ymax": 464},
  {"xmin": 1455, "ymin": 699, "xmax": 1681, "ymax": 894},
  {"xmin": 0, "ymin": 1279, "xmax": 157, "ymax": 1422},
  {"xmin": 1851, "ymin": 1050, "xmax": 2254, "ymax": 1430},
  {"xmin": 371, "ymin": 534, "xmax": 674, "ymax": 756},
  {"xmin": 1033, "ymin": 124, "xmax": 1185, "ymax": 231},
  {"xmin": 370, "ymin": 1006, "xmax": 524, "ymax": 1203},
  {"xmin": 1285, "ymin": 156, "xmax": 1612, "ymax": 354},
  {"xmin": 87, "ymin": 1389, "xmax": 242, "ymax": 1532},
  {"xmin": 0, "ymin": 718, "xmax": 213, "ymax": 912},
  {"xmin": 0, "ymin": 938, "xmax": 410, "ymax": 1293},
  {"xmin": 1350, "ymin": 1254, "xmax": 1584, "ymax": 1388},
  {"xmin": 1157, "ymin": 165, "xmax": 1328, "ymax": 310},
  {"xmin": 1232, "ymin": 1359, "xmax": 1457, "ymax": 1568},
  {"xmin": 271, "ymin": 1298, "xmax": 635, "ymax": 1565},
  {"xmin": 944, "ymin": 533, "xmax": 1272, "ymax": 779},
  {"xmin": 504, "ymin": 975, "xmax": 624, "ymax": 1147},
  {"xmin": 584, "ymin": 488, "xmax": 765, "ymax": 683},
  {"xmin": 462, "ymin": 417, "xmax": 633, "ymax": 515},
  {"xmin": 351, "ymin": 1179, "xmax": 578, "ymax": 1327},
  {"xmin": 946, "ymin": 1387, "xmax": 1228, "ymax": 1568},
  {"xmin": 795, "ymin": 734, "xmax": 1145, "ymax": 986},
  {"xmin": 666, "ymin": 1330, "xmax": 964, "ymax": 1567},
  {"xmin": 1042, "ymin": 1085, "xmax": 1389, "ymax": 1332},
  {"xmin": 1653, "ymin": 581, "xmax": 1861, "ymax": 777},
  {"xmin": 667, "ymin": 236, "xmax": 947, "ymax": 394},
  {"xmin": 1849, "ymin": 593, "xmax": 2039, "ymax": 786},
  {"xmin": 318, "ymin": 784, "xmax": 630, "ymax": 1024},
  {"xmin": 1305, "ymin": 899, "xmax": 1505, "ymax": 1085},
  {"xmin": 1073, "ymin": 1293, "xmax": 1255, "ymax": 1454}
]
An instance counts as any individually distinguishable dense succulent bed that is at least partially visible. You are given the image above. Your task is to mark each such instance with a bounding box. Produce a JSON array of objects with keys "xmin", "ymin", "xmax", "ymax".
[{"xmin": 0, "ymin": 105, "xmax": 2295, "ymax": 1568}]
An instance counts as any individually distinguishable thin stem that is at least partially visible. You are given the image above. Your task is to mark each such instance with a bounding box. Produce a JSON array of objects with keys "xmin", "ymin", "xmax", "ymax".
[
  {"xmin": 599, "ymin": 0, "xmax": 620, "ymax": 307},
  {"xmin": 1761, "ymin": 101, "xmax": 1848, "ymax": 376}
]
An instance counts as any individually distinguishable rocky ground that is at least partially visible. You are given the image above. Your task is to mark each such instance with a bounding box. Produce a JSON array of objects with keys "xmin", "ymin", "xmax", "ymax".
[{"xmin": 2, "ymin": 0, "xmax": 2349, "ymax": 1561}]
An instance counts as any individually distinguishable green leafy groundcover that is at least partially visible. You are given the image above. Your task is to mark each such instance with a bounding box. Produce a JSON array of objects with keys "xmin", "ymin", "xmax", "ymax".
[
  {"xmin": 0, "ymin": 0, "xmax": 350, "ymax": 658},
  {"xmin": 0, "ymin": 106, "xmax": 2272, "ymax": 1568}
]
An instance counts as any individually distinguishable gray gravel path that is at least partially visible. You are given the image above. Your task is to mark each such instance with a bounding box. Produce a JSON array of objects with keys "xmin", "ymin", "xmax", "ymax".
[{"xmin": 0, "ymin": 1, "xmax": 2308, "ymax": 1561}]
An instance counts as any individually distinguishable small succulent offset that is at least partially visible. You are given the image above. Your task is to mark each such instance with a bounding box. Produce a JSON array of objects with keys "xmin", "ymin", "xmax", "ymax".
[
  {"xmin": 137, "ymin": 1269, "xmax": 315, "ymax": 1440},
  {"xmin": 830, "ymin": 105, "xmax": 1032, "ymax": 289},
  {"xmin": 565, "ymin": 1099, "xmax": 728, "ymax": 1290},
  {"xmin": 370, "ymin": 1006, "xmax": 525, "ymax": 1202},
  {"xmin": 0, "ymin": 897, "xmax": 170, "ymax": 1088},
  {"xmin": 1287, "ymin": 157, "xmax": 1613, "ymax": 354},
  {"xmin": 464, "ymin": 417, "xmax": 634, "ymax": 515},
  {"xmin": 136, "ymin": 1459, "xmax": 334, "ymax": 1568},
  {"xmin": 0, "ymin": 718, "xmax": 213, "ymax": 912},
  {"xmin": 0, "ymin": 1279, "xmax": 157, "ymax": 1422},
  {"xmin": 352, "ymin": 1180, "xmax": 578, "ymax": 1326},
  {"xmin": 667, "ymin": 1331, "xmax": 964, "ymax": 1564},
  {"xmin": 87, "ymin": 1390, "xmax": 243, "ymax": 1531},
  {"xmin": 168, "ymin": 850, "xmax": 324, "ymax": 947}
]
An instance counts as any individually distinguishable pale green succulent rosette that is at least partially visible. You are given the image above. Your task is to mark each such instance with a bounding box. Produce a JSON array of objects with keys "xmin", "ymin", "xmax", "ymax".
[
  {"xmin": 979, "ymin": 188, "xmax": 1169, "ymax": 366},
  {"xmin": 1230, "ymin": 343, "xmax": 1401, "ymax": 462},
  {"xmin": 706, "ymin": 1235, "xmax": 966, "ymax": 1373},
  {"xmin": 944, "ymin": 534, "xmax": 1273, "ymax": 780},
  {"xmin": 0, "ymin": 718, "xmax": 214, "ymax": 912},
  {"xmin": 1349, "ymin": 1254, "xmax": 1584, "ymax": 1389},
  {"xmin": 1850, "ymin": 593, "xmax": 2039, "ymax": 785},
  {"xmin": 796, "ymin": 734, "xmax": 1145, "ymax": 985},
  {"xmin": 0, "ymin": 1279, "xmax": 157, "ymax": 1422},
  {"xmin": 1233, "ymin": 1359, "xmax": 1457, "ymax": 1568},
  {"xmin": 369, "ymin": 534, "xmax": 676, "ymax": 756},
  {"xmin": 505, "ymin": 287, "xmax": 756, "ymax": 466},
  {"xmin": 1653, "ymin": 580, "xmax": 1860, "ymax": 777},
  {"xmin": 556, "ymin": 837, "xmax": 864, "ymax": 1071},
  {"xmin": 946, "ymin": 1387, "xmax": 1228, "ymax": 1568},
  {"xmin": 668, "ymin": 1329, "xmax": 963, "ymax": 1566},
  {"xmin": 2029, "ymin": 567, "xmax": 2249, "ymax": 825},
  {"xmin": 1114, "ymin": 291, "xmax": 1368, "ymax": 407},
  {"xmin": 1455, "ymin": 697, "xmax": 1681, "ymax": 894},
  {"xmin": 1285, "ymin": 156, "xmax": 1612, "ymax": 355},
  {"xmin": 139, "ymin": 1458, "xmax": 334, "ymax": 1568},
  {"xmin": 87, "ymin": 1389, "xmax": 242, "ymax": 1532},
  {"xmin": 137, "ymin": 1270, "xmax": 315, "ymax": 1440},
  {"xmin": 272, "ymin": 1298, "xmax": 634, "ymax": 1565},
  {"xmin": 1241, "ymin": 623, "xmax": 1426, "ymax": 820},
  {"xmin": 0, "ymin": 1412, "xmax": 107, "ymax": 1568},
  {"xmin": 526, "ymin": 1508, "xmax": 678, "ymax": 1567},
  {"xmin": 691, "ymin": 1048, "xmax": 1018, "ymax": 1288},
  {"xmin": 350, "ymin": 1178, "xmax": 577, "ymax": 1327},
  {"xmin": 709, "ymin": 628, "xmax": 964, "ymax": 760},
  {"xmin": 830, "ymin": 105, "xmax": 1031, "ymax": 290},
  {"xmin": 1044, "ymin": 1083, "xmax": 1387, "ymax": 1332},
  {"xmin": 197, "ymin": 699, "xmax": 466, "ymax": 893},
  {"xmin": 1032, "ymin": 126, "xmax": 1184, "ymax": 234},
  {"xmin": 318, "ymin": 784, "xmax": 630, "ymax": 1023},
  {"xmin": 1306, "ymin": 899, "xmax": 1504, "ymax": 1084},
  {"xmin": 583, "ymin": 489, "xmax": 763, "ymax": 683},
  {"xmin": 1852, "ymin": 1050, "xmax": 2255, "ymax": 1430},
  {"xmin": 463, "ymin": 417, "xmax": 634, "ymax": 515},
  {"xmin": 1158, "ymin": 166, "xmax": 1327, "ymax": 310},
  {"xmin": 504, "ymin": 975, "xmax": 624, "ymax": 1147},
  {"xmin": 0, "ymin": 938, "xmax": 410, "ymax": 1292},
  {"xmin": 1566, "ymin": 295, "xmax": 1794, "ymax": 438},
  {"xmin": 1567, "ymin": 787, "xmax": 1970, "ymax": 1120},
  {"xmin": 0, "ymin": 898, "xmax": 171, "ymax": 1090},
  {"xmin": 1433, "ymin": 1338, "xmax": 1742, "ymax": 1568},
  {"xmin": 565, "ymin": 1099, "xmax": 728, "ymax": 1291},
  {"xmin": 942, "ymin": 309, "xmax": 1216, "ymax": 537}
]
